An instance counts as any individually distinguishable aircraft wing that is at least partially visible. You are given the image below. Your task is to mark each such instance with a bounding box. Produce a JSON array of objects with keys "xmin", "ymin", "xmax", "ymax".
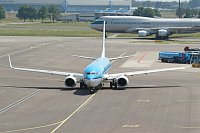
[
  {"xmin": 105, "ymin": 66, "xmax": 188, "ymax": 80},
  {"xmin": 8, "ymin": 55, "xmax": 83, "ymax": 77}
]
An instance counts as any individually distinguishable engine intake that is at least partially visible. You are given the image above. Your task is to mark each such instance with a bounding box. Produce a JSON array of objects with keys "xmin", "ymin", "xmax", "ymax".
[
  {"xmin": 138, "ymin": 30, "xmax": 148, "ymax": 37},
  {"xmin": 116, "ymin": 76, "xmax": 129, "ymax": 87},
  {"xmin": 158, "ymin": 29, "xmax": 168, "ymax": 37},
  {"xmin": 65, "ymin": 76, "xmax": 76, "ymax": 87}
]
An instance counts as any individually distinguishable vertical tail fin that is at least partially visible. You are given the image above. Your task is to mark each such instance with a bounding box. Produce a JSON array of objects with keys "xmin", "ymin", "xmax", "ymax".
[{"xmin": 101, "ymin": 21, "xmax": 106, "ymax": 58}]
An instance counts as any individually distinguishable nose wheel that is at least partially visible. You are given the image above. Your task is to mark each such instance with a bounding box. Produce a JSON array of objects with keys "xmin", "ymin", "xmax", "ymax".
[{"xmin": 89, "ymin": 87, "xmax": 98, "ymax": 94}]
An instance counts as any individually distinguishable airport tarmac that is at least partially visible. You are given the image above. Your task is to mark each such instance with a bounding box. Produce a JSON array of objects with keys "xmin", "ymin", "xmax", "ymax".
[{"xmin": 0, "ymin": 36, "xmax": 200, "ymax": 133}]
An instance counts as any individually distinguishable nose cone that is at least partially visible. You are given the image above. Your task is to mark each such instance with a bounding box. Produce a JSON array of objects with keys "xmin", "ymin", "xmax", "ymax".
[
  {"xmin": 89, "ymin": 22, "xmax": 98, "ymax": 30},
  {"xmin": 89, "ymin": 21, "xmax": 104, "ymax": 31},
  {"xmin": 85, "ymin": 80, "xmax": 95, "ymax": 87}
]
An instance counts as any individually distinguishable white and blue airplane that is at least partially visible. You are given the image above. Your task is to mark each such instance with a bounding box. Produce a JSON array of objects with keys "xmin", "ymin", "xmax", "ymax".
[
  {"xmin": 8, "ymin": 22, "xmax": 187, "ymax": 94},
  {"xmin": 90, "ymin": 16, "xmax": 200, "ymax": 39}
]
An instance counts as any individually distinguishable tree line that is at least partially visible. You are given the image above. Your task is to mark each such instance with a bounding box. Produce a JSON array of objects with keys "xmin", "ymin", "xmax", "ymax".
[
  {"xmin": 176, "ymin": 8, "xmax": 200, "ymax": 18},
  {"xmin": 16, "ymin": 5, "xmax": 60, "ymax": 22},
  {"xmin": 0, "ymin": 5, "xmax": 5, "ymax": 20},
  {"xmin": 133, "ymin": 7, "xmax": 161, "ymax": 18}
]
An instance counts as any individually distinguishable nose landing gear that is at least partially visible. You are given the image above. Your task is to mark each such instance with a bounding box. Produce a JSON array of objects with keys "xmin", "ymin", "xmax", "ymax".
[{"xmin": 89, "ymin": 83, "xmax": 102, "ymax": 94}]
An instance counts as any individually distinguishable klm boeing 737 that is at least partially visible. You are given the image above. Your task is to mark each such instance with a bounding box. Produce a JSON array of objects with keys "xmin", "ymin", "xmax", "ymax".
[
  {"xmin": 90, "ymin": 16, "xmax": 200, "ymax": 39},
  {"xmin": 8, "ymin": 22, "xmax": 187, "ymax": 94}
]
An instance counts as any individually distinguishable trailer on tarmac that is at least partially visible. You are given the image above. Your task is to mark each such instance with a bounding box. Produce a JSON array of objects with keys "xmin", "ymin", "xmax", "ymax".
[{"xmin": 159, "ymin": 50, "xmax": 200, "ymax": 64}]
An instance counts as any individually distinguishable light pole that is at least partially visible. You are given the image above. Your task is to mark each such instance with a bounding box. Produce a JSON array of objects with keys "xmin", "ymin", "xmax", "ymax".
[{"xmin": 179, "ymin": 0, "xmax": 181, "ymax": 18}]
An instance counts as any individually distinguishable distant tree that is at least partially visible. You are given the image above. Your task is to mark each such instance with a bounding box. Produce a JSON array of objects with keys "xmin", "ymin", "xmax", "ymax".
[
  {"xmin": 184, "ymin": 8, "xmax": 193, "ymax": 18},
  {"xmin": 133, "ymin": 7, "xmax": 161, "ymax": 18},
  {"xmin": 27, "ymin": 6, "xmax": 37, "ymax": 22},
  {"xmin": 198, "ymin": 10, "xmax": 200, "ymax": 18},
  {"xmin": 0, "ymin": 5, "xmax": 5, "ymax": 20},
  {"xmin": 37, "ymin": 6, "xmax": 48, "ymax": 22},
  {"xmin": 16, "ymin": 5, "xmax": 37, "ymax": 22},
  {"xmin": 176, "ymin": 8, "xmax": 199, "ymax": 18},
  {"xmin": 176, "ymin": 8, "xmax": 186, "ymax": 18},
  {"xmin": 16, "ymin": 5, "xmax": 29, "ymax": 22},
  {"xmin": 48, "ymin": 5, "xmax": 60, "ymax": 22},
  {"xmin": 189, "ymin": 0, "xmax": 200, "ymax": 8}
]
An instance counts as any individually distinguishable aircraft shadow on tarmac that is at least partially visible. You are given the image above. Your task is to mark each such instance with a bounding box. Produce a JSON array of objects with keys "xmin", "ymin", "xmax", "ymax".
[
  {"xmin": 112, "ymin": 36, "xmax": 190, "ymax": 41},
  {"xmin": 1, "ymin": 85, "xmax": 181, "ymax": 96}
]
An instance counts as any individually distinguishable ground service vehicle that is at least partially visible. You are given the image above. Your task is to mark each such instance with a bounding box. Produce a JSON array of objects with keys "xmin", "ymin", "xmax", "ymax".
[{"xmin": 159, "ymin": 51, "xmax": 200, "ymax": 64}]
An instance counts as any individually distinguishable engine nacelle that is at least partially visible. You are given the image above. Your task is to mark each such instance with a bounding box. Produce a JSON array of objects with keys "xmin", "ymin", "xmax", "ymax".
[
  {"xmin": 65, "ymin": 76, "xmax": 77, "ymax": 87},
  {"xmin": 138, "ymin": 30, "xmax": 148, "ymax": 37},
  {"xmin": 116, "ymin": 76, "xmax": 129, "ymax": 87},
  {"xmin": 158, "ymin": 29, "xmax": 168, "ymax": 37}
]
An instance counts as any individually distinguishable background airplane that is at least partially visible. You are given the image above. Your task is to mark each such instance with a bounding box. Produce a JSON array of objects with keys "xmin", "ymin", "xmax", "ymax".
[
  {"xmin": 90, "ymin": 16, "xmax": 200, "ymax": 39},
  {"xmin": 8, "ymin": 22, "xmax": 187, "ymax": 94}
]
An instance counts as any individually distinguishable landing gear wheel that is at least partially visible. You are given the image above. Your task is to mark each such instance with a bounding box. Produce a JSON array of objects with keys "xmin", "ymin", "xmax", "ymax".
[
  {"xmin": 80, "ymin": 81, "xmax": 86, "ymax": 89},
  {"xmin": 110, "ymin": 82, "xmax": 113, "ymax": 89},
  {"xmin": 89, "ymin": 88, "xmax": 98, "ymax": 94},
  {"xmin": 114, "ymin": 82, "xmax": 117, "ymax": 89},
  {"xmin": 90, "ymin": 89, "xmax": 95, "ymax": 94}
]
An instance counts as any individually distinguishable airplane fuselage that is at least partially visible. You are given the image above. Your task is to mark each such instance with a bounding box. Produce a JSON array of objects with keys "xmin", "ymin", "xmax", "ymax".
[
  {"xmin": 90, "ymin": 16, "xmax": 200, "ymax": 38},
  {"xmin": 83, "ymin": 57, "xmax": 111, "ymax": 88}
]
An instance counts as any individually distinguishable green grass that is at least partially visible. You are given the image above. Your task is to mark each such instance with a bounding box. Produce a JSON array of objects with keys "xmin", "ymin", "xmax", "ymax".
[
  {"xmin": 0, "ymin": 19, "xmax": 101, "ymax": 37},
  {"xmin": 0, "ymin": 29, "xmax": 101, "ymax": 37},
  {"xmin": 0, "ymin": 12, "xmax": 101, "ymax": 37}
]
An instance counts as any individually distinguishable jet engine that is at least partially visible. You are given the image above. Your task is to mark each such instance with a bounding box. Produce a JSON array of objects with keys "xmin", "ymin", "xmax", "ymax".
[
  {"xmin": 65, "ymin": 76, "xmax": 77, "ymax": 87},
  {"xmin": 116, "ymin": 76, "xmax": 129, "ymax": 87},
  {"xmin": 138, "ymin": 30, "xmax": 148, "ymax": 37},
  {"xmin": 158, "ymin": 29, "xmax": 169, "ymax": 37}
]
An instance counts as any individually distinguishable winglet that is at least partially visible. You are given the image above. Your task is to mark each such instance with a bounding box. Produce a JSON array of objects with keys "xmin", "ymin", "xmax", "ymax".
[{"xmin": 8, "ymin": 54, "xmax": 13, "ymax": 68}]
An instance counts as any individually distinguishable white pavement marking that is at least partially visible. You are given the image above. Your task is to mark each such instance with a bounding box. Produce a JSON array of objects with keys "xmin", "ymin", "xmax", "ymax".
[
  {"xmin": 177, "ymin": 100, "xmax": 200, "ymax": 102},
  {"xmin": 174, "ymin": 126, "xmax": 200, "ymax": 129},
  {"xmin": 137, "ymin": 100, "xmax": 150, "ymax": 102},
  {"xmin": 51, "ymin": 93, "xmax": 96, "ymax": 133},
  {"xmin": 0, "ymin": 40, "xmax": 59, "ymax": 58},
  {"xmin": 0, "ymin": 89, "xmax": 44, "ymax": 114},
  {"xmin": 122, "ymin": 125, "xmax": 140, "ymax": 128}
]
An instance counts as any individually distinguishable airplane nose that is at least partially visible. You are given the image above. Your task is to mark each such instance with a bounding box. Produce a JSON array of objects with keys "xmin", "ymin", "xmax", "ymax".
[
  {"xmin": 86, "ymin": 80, "xmax": 95, "ymax": 87},
  {"xmin": 89, "ymin": 23, "xmax": 95, "ymax": 30}
]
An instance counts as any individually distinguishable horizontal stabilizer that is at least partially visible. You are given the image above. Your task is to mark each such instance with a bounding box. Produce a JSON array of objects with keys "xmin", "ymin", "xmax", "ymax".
[
  {"xmin": 71, "ymin": 55, "xmax": 96, "ymax": 60},
  {"xmin": 109, "ymin": 55, "xmax": 135, "ymax": 61}
]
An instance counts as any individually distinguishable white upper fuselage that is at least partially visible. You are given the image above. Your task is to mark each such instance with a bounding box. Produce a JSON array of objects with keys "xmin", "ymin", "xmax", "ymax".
[{"xmin": 90, "ymin": 16, "xmax": 200, "ymax": 34}]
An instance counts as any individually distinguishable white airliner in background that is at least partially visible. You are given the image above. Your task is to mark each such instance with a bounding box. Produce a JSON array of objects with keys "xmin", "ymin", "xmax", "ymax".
[
  {"xmin": 90, "ymin": 16, "xmax": 200, "ymax": 39},
  {"xmin": 8, "ymin": 22, "xmax": 187, "ymax": 94}
]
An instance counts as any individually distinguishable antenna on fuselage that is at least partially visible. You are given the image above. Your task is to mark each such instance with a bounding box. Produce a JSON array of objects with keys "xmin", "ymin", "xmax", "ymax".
[{"xmin": 101, "ymin": 21, "xmax": 106, "ymax": 58}]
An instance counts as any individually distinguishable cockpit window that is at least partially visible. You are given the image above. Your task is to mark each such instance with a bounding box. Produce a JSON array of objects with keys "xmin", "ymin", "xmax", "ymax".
[
  {"xmin": 91, "ymin": 21, "xmax": 107, "ymax": 24},
  {"xmin": 90, "ymin": 72, "xmax": 96, "ymax": 75},
  {"xmin": 86, "ymin": 71, "xmax": 98, "ymax": 75}
]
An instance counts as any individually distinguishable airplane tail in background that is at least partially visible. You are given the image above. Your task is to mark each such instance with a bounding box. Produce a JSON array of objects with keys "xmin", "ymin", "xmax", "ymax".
[{"xmin": 101, "ymin": 21, "xmax": 106, "ymax": 58}]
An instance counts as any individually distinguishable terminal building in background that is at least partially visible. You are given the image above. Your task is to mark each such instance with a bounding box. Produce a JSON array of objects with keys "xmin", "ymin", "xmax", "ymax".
[{"xmin": 0, "ymin": 0, "xmax": 131, "ymax": 13}]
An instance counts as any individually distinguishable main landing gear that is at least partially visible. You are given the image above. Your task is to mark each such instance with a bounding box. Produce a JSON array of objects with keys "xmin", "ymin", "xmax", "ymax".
[
  {"xmin": 110, "ymin": 80, "xmax": 117, "ymax": 89},
  {"xmin": 110, "ymin": 80, "xmax": 126, "ymax": 90}
]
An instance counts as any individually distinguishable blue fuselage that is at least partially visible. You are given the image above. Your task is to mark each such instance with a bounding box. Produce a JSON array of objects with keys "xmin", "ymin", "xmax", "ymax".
[{"xmin": 83, "ymin": 57, "xmax": 111, "ymax": 88}]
